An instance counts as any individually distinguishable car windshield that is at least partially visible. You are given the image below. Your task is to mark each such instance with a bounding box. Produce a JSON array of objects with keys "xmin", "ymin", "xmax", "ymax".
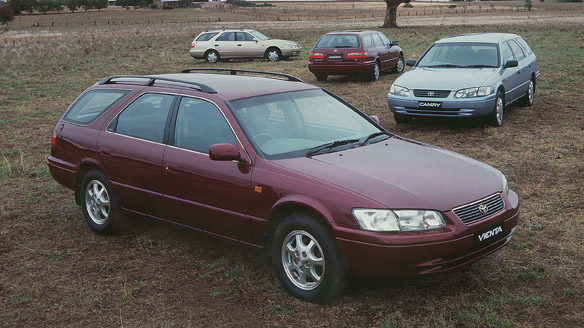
[
  {"xmin": 417, "ymin": 43, "xmax": 500, "ymax": 68},
  {"xmin": 315, "ymin": 35, "xmax": 360, "ymax": 49},
  {"xmin": 230, "ymin": 89, "xmax": 385, "ymax": 159},
  {"xmin": 250, "ymin": 30, "xmax": 271, "ymax": 41}
]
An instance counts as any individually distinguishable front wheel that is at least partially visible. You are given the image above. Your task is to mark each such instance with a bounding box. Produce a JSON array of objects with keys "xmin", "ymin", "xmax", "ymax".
[
  {"xmin": 266, "ymin": 48, "xmax": 281, "ymax": 62},
  {"xmin": 80, "ymin": 170, "xmax": 121, "ymax": 234},
  {"xmin": 272, "ymin": 213, "xmax": 346, "ymax": 303},
  {"xmin": 489, "ymin": 90, "xmax": 505, "ymax": 127},
  {"xmin": 393, "ymin": 56, "xmax": 405, "ymax": 73}
]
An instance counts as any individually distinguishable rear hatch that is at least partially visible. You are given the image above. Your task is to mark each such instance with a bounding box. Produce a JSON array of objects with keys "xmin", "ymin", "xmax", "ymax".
[{"xmin": 309, "ymin": 34, "xmax": 366, "ymax": 64}]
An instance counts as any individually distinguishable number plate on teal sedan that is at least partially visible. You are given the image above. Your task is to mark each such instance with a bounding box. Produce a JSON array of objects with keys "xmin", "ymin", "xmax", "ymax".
[{"xmin": 419, "ymin": 101, "xmax": 442, "ymax": 109}]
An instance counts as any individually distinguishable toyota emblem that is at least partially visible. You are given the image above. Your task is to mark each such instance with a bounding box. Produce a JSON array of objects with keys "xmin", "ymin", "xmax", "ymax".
[
  {"xmin": 478, "ymin": 204, "xmax": 488, "ymax": 214},
  {"xmin": 427, "ymin": 91, "xmax": 435, "ymax": 96}
]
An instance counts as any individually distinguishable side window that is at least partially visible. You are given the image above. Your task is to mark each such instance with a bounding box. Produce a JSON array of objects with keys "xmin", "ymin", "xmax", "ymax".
[
  {"xmin": 378, "ymin": 33, "xmax": 391, "ymax": 46},
  {"xmin": 237, "ymin": 32, "xmax": 254, "ymax": 41},
  {"xmin": 508, "ymin": 40, "xmax": 525, "ymax": 61},
  {"xmin": 501, "ymin": 42, "xmax": 514, "ymax": 64},
  {"xmin": 515, "ymin": 38, "xmax": 533, "ymax": 55},
  {"xmin": 115, "ymin": 94, "xmax": 174, "ymax": 143},
  {"xmin": 372, "ymin": 33, "xmax": 384, "ymax": 47},
  {"xmin": 216, "ymin": 32, "xmax": 235, "ymax": 42},
  {"xmin": 174, "ymin": 98, "xmax": 236, "ymax": 153},
  {"xmin": 64, "ymin": 90, "xmax": 129, "ymax": 125},
  {"xmin": 362, "ymin": 35, "xmax": 373, "ymax": 48},
  {"xmin": 195, "ymin": 32, "xmax": 218, "ymax": 42}
]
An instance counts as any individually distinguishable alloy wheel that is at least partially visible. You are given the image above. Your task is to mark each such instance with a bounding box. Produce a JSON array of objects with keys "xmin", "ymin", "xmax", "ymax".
[
  {"xmin": 281, "ymin": 230, "xmax": 325, "ymax": 290},
  {"xmin": 85, "ymin": 180, "xmax": 110, "ymax": 225}
]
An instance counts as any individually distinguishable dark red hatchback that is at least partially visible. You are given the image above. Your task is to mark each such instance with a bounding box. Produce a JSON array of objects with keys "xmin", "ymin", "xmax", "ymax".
[
  {"xmin": 48, "ymin": 69, "xmax": 519, "ymax": 303},
  {"xmin": 308, "ymin": 30, "xmax": 405, "ymax": 81}
]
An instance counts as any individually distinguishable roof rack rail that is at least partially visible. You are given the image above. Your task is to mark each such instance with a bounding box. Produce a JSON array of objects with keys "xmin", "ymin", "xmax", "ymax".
[
  {"xmin": 180, "ymin": 68, "xmax": 304, "ymax": 83},
  {"xmin": 98, "ymin": 75, "xmax": 217, "ymax": 93}
]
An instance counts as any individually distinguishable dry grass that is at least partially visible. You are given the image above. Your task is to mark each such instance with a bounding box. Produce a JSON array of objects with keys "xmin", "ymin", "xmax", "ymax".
[{"xmin": 1, "ymin": 5, "xmax": 583, "ymax": 327}]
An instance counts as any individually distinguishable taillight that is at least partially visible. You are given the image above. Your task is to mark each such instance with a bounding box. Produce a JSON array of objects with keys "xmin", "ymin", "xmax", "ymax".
[
  {"xmin": 51, "ymin": 130, "xmax": 57, "ymax": 147},
  {"xmin": 309, "ymin": 52, "xmax": 325, "ymax": 59},
  {"xmin": 346, "ymin": 52, "xmax": 368, "ymax": 59},
  {"xmin": 191, "ymin": 43, "xmax": 196, "ymax": 48}
]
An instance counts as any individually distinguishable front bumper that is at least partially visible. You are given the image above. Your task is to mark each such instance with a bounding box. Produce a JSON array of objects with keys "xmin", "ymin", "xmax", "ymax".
[
  {"xmin": 281, "ymin": 47, "xmax": 302, "ymax": 57},
  {"xmin": 334, "ymin": 191, "xmax": 520, "ymax": 278},
  {"xmin": 388, "ymin": 93, "xmax": 496, "ymax": 118}
]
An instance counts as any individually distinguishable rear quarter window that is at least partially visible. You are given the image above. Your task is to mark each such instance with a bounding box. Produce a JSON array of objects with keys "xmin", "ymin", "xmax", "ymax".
[
  {"xmin": 196, "ymin": 32, "xmax": 218, "ymax": 42},
  {"xmin": 515, "ymin": 38, "xmax": 533, "ymax": 55},
  {"xmin": 64, "ymin": 89, "xmax": 130, "ymax": 125}
]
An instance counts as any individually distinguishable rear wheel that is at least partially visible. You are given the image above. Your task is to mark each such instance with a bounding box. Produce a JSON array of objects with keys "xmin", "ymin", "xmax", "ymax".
[
  {"xmin": 315, "ymin": 73, "xmax": 328, "ymax": 82},
  {"xmin": 272, "ymin": 213, "xmax": 346, "ymax": 303},
  {"xmin": 80, "ymin": 170, "xmax": 121, "ymax": 234},
  {"xmin": 369, "ymin": 62, "xmax": 380, "ymax": 81},
  {"xmin": 489, "ymin": 90, "xmax": 505, "ymax": 127},
  {"xmin": 394, "ymin": 113, "xmax": 413, "ymax": 124},
  {"xmin": 205, "ymin": 50, "xmax": 219, "ymax": 63},
  {"xmin": 266, "ymin": 48, "xmax": 281, "ymax": 62},
  {"xmin": 393, "ymin": 56, "xmax": 405, "ymax": 73},
  {"xmin": 522, "ymin": 78, "xmax": 535, "ymax": 106}
]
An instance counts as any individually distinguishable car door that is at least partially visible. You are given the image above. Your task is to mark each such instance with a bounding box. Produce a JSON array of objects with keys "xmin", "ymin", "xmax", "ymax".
[
  {"xmin": 500, "ymin": 41, "xmax": 524, "ymax": 103},
  {"xmin": 236, "ymin": 32, "xmax": 264, "ymax": 58},
  {"xmin": 378, "ymin": 33, "xmax": 399, "ymax": 69},
  {"xmin": 97, "ymin": 91, "xmax": 176, "ymax": 217},
  {"xmin": 213, "ymin": 32, "xmax": 237, "ymax": 58},
  {"xmin": 372, "ymin": 33, "xmax": 391, "ymax": 69},
  {"xmin": 162, "ymin": 96, "xmax": 253, "ymax": 242},
  {"xmin": 507, "ymin": 39, "xmax": 530, "ymax": 99}
]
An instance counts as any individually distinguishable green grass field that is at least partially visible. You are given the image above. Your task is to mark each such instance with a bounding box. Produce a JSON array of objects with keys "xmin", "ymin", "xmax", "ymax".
[{"xmin": 1, "ymin": 6, "xmax": 583, "ymax": 327}]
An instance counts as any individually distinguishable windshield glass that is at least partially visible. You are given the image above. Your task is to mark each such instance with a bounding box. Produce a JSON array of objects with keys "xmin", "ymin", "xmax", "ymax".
[
  {"xmin": 417, "ymin": 43, "xmax": 500, "ymax": 68},
  {"xmin": 315, "ymin": 34, "xmax": 360, "ymax": 49},
  {"xmin": 230, "ymin": 89, "xmax": 383, "ymax": 159},
  {"xmin": 250, "ymin": 30, "xmax": 270, "ymax": 41}
]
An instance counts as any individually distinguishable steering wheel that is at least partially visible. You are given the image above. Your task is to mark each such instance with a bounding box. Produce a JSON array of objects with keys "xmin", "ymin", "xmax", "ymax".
[{"xmin": 253, "ymin": 133, "xmax": 273, "ymax": 145}]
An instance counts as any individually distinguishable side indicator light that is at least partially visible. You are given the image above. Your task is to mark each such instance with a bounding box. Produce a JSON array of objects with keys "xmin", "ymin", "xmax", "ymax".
[{"xmin": 254, "ymin": 186, "xmax": 262, "ymax": 194}]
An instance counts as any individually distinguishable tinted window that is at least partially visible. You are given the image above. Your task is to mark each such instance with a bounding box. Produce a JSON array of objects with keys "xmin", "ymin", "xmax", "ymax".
[
  {"xmin": 372, "ymin": 33, "xmax": 384, "ymax": 47},
  {"xmin": 508, "ymin": 40, "xmax": 525, "ymax": 61},
  {"xmin": 315, "ymin": 35, "xmax": 360, "ymax": 49},
  {"xmin": 116, "ymin": 94, "xmax": 174, "ymax": 143},
  {"xmin": 515, "ymin": 37, "xmax": 533, "ymax": 55},
  {"xmin": 216, "ymin": 32, "xmax": 235, "ymax": 41},
  {"xmin": 64, "ymin": 90, "xmax": 129, "ymax": 125},
  {"xmin": 417, "ymin": 43, "xmax": 500, "ymax": 68},
  {"xmin": 236, "ymin": 32, "xmax": 254, "ymax": 41},
  {"xmin": 174, "ymin": 98, "xmax": 236, "ymax": 153},
  {"xmin": 378, "ymin": 33, "xmax": 391, "ymax": 46},
  {"xmin": 501, "ymin": 42, "xmax": 514, "ymax": 64},
  {"xmin": 196, "ymin": 32, "xmax": 218, "ymax": 42},
  {"xmin": 362, "ymin": 35, "xmax": 373, "ymax": 48}
]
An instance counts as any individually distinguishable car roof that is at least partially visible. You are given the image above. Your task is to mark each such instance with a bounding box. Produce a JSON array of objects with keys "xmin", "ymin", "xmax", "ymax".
[
  {"xmin": 436, "ymin": 33, "xmax": 521, "ymax": 44},
  {"xmin": 199, "ymin": 29, "xmax": 255, "ymax": 34},
  {"xmin": 150, "ymin": 73, "xmax": 318, "ymax": 101},
  {"xmin": 324, "ymin": 30, "xmax": 379, "ymax": 35}
]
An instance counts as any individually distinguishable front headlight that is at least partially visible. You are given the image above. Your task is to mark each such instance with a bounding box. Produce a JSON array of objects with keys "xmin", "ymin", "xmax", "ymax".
[
  {"xmin": 454, "ymin": 86, "xmax": 492, "ymax": 98},
  {"xmin": 502, "ymin": 174, "xmax": 509, "ymax": 196},
  {"xmin": 282, "ymin": 43, "xmax": 300, "ymax": 49},
  {"xmin": 389, "ymin": 84, "xmax": 410, "ymax": 97},
  {"xmin": 353, "ymin": 209, "xmax": 445, "ymax": 232}
]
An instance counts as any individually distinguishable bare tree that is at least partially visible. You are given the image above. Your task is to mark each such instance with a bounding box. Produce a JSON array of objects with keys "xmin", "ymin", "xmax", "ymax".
[
  {"xmin": 382, "ymin": 0, "xmax": 410, "ymax": 28},
  {"xmin": 0, "ymin": 6, "xmax": 15, "ymax": 31}
]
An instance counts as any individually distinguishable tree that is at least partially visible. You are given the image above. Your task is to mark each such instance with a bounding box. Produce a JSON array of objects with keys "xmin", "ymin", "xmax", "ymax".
[
  {"xmin": 95, "ymin": 0, "xmax": 107, "ymax": 11},
  {"xmin": 382, "ymin": 0, "xmax": 410, "ymax": 28},
  {"xmin": 65, "ymin": 0, "xmax": 78, "ymax": 12},
  {"xmin": 0, "ymin": 6, "xmax": 15, "ymax": 30}
]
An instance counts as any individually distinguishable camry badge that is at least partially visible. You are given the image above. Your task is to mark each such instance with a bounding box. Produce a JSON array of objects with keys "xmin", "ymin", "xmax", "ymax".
[
  {"xmin": 478, "ymin": 204, "xmax": 489, "ymax": 214},
  {"xmin": 427, "ymin": 91, "xmax": 435, "ymax": 96}
]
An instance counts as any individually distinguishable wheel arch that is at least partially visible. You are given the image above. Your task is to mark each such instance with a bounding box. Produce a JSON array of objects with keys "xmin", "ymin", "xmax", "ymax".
[{"xmin": 74, "ymin": 161, "xmax": 106, "ymax": 205}]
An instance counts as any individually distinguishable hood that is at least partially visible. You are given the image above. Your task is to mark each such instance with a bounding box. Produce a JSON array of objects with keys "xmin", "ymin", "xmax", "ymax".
[
  {"xmin": 395, "ymin": 67, "xmax": 498, "ymax": 91},
  {"xmin": 273, "ymin": 137, "xmax": 503, "ymax": 212}
]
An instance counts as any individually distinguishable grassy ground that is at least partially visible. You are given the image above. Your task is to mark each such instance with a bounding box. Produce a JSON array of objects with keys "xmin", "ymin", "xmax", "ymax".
[{"xmin": 1, "ymin": 5, "xmax": 583, "ymax": 327}]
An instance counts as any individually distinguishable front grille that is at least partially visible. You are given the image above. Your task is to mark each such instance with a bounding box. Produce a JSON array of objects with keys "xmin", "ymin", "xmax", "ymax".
[
  {"xmin": 413, "ymin": 89, "xmax": 451, "ymax": 98},
  {"xmin": 452, "ymin": 194, "xmax": 505, "ymax": 224}
]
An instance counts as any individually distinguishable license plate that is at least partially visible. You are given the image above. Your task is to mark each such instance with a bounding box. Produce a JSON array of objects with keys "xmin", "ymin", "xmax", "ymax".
[
  {"xmin": 328, "ymin": 55, "xmax": 342, "ymax": 60},
  {"xmin": 419, "ymin": 101, "xmax": 442, "ymax": 109},
  {"xmin": 474, "ymin": 222, "xmax": 504, "ymax": 245}
]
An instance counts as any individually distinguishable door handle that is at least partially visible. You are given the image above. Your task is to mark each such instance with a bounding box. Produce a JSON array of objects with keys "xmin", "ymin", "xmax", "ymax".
[
  {"xmin": 237, "ymin": 44, "xmax": 242, "ymax": 46},
  {"xmin": 165, "ymin": 163, "xmax": 180, "ymax": 173},
  {"xmin": 99, "ymin": 147, "xmax": 111, "ymax": 156},
  {"xmin": 214, "ymin": 44, "xmax": 219, "ymax": 46}
]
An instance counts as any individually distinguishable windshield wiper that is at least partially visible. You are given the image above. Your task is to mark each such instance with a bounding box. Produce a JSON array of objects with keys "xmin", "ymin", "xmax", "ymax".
[
  {"xmin": 359, "ymin": 131, "xmax": 390, "ymax": 146},
  {"xmin": 305, "ymin": 138, "xmax": 360, "ymax": 157},
  {"xmin": 464, "ymin": 64, "xmax": 496, "ymax": 68},
  {"xmin": 425, "ymin": 64, "xmax": 462, "ymax": 68}
]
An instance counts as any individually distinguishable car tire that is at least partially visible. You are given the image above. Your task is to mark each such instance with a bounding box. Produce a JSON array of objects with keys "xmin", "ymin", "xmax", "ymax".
[
  {"xmin": 394, "ymin": 113, "xmax": 413, "ymax": 124},
  {"xmin": 272, "ymin": 212, "xmax": 346, "ymax": 304},
  {"xmin": 393, "ymin": 56, "xmax": 405, "ymax": 73},
  {"xmin": 489, "ymin": 90, "xmax": 505, "ymax": 127},
  {"xmin": 266, "ymin": 48, "xmax": 281, "ymax": 62},
  {"xmin": 205, "ymin": 50, "xmax": 220, "ymax": 63},
  {"xmin": 369, "ymin": 62, "xmax": 380, "ymax": 81},
  {"xmin": 315, "ymin": 73, "xmax": 328, "ymax": 82},
  {"xmin": 80, "ymin": 169, "xmax": 121, "ymax": 234},
  {"xmin": 522, "ymin": 78, "xmax": 535, "ymax": 107}
]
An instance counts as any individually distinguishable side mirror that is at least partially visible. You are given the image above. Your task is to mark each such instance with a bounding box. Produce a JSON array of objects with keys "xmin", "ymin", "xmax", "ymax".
[
  {"xmin": 369, "ymin": 115, "xmax": 380, "ymax": 124},
  {"xmin": 406, "ymin": 59, "xmax": 416, "ymax": 67},
  {"xmin": 391, "ymin": 41, "xmax": 399, "ymax": 47},
  {"xmin": 504, "ymin": 60, "xmax": 518, "ymax": 69},
  {"xmin": 209, "ymin": 143, "xmax": 242, "ymax": 162}
]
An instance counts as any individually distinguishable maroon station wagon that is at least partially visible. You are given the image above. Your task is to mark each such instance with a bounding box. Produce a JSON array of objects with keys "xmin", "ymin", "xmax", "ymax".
[
  {"xmin": 48, "ymin": 69, "xmax": 519, "ymax": 303},
  {"xmin": 308, "ymin": 30, "xmax": 405, "ymax": 82}
]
